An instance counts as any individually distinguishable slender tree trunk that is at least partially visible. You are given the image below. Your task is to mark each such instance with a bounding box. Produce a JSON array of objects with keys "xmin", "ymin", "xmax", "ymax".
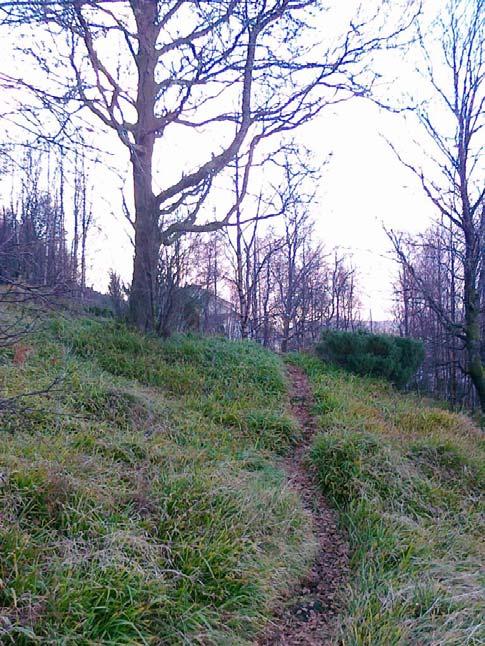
[
  {"xmin": 262, "ymin": 261, "xmax": 271, "ymax": 347},
  {"xmin": 449, "ymin": 224, "xmax": 458, "ymax": 407},
  {"xmin": 464, "ymin": 259, "xmax": 485, "ymax": 412},
  {"xmin": 72, "ymin": 151, "xmax": 83, "ymax": 291},
  {"xmin": 281, "ymin": 318, "xmax": 290, "ymax": 353},
  {"xmin": 80, "ymin": 196, "xmax": 88, "ymax": 300},
  {"xmin": 235, "ymin": 208, "xmax": 249, "ymax": 338}
]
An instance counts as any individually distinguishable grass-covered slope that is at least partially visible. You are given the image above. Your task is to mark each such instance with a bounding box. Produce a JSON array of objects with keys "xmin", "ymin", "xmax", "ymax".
[
  {"xmin": 290, "ymin": 354, "xmax": 484, "ymax": 646},
  {"xmin": 0, "ymin": 317, "xmax": 314, "ymax": 645}
]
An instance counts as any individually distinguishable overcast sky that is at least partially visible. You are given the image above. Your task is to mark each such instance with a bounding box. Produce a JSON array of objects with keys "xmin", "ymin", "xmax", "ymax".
[{"xmin": 306, "ymin": 101, "xmax": 436, "ymax": 320}]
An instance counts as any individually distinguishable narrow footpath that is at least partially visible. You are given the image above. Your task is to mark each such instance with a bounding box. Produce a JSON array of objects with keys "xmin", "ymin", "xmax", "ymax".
[{"xmin": 259, "ymin": 364, "xmax": 349, "ymax": 645}]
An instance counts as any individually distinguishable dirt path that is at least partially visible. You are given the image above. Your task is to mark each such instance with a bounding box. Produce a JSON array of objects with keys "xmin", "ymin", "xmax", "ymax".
[{"xmin": 258, "ymin": 364, "xmax": 349, "ymax": 645}]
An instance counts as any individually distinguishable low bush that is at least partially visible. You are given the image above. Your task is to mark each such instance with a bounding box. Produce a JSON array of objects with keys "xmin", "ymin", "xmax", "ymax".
[{"xmin": 316, "ymin": 329, "xmax": 424, "ymax": 386}]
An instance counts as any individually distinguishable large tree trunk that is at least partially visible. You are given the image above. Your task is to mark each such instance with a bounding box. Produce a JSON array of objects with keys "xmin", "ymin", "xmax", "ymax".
[
  {"xmin": 466, "ymin": 334, "xmax": 485, "ymax": 412},
  {"xmin": 129, "ymin": 167, "xmax": 159, "ymax": 330},
  {"xmin": 128, "ymin": 3, "xmax": 160, "ymax": 331},
  {"xmin": 129, "ymin": 124, "xmax": 159, "ymax": 327}
]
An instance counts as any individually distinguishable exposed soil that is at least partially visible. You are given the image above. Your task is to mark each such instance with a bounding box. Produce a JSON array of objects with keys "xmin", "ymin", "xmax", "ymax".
[{"xmin": 258, "ymin": 364, "xmax": 349, "ymax": 645}]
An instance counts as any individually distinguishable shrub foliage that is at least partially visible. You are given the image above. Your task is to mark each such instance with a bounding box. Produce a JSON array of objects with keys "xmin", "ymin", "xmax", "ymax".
[{"xmin": 316, "ymin": 329, "xmax": 424, "ymax": 386}]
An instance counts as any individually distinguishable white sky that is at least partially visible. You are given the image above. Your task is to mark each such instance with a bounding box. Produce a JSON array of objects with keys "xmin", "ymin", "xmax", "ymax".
[
  {"xmin": 0, "ymin": 0, "xmax": 457, "ymax": 321},
  {"xmin": 81, "ymin": 98, "xmax": 436, "ymax": 321},
  {"xmin": 305, "ymin": 101, "xmax": 436, "ymax": 320}
]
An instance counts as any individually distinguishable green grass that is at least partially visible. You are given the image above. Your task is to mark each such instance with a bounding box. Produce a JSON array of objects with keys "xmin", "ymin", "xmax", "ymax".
[
  {"xmin": 5, "ymin": 315, "xmax": 482, "ymax": 645},
  {"xmin": 0, "ymin": 317, "xmax": 313, "ymax": 644},
  {"xmin": 289, "ymin": 353, "xmax": 484, "ymax": 646}
]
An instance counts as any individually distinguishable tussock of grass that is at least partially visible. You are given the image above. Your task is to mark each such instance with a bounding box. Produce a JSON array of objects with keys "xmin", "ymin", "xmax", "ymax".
[
  {"xmin": 290, "ymin": 353, "xmax": 485, "ymax": 646},
  {"xmin": 0, "ymin": 317, "xmax": 314, "ymax": 644}
]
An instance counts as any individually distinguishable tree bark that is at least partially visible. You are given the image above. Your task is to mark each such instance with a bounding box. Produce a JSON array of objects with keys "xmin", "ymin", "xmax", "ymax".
[
  {"xmin": 128, "ymin": 3, "xmax": 160, "ymax": 331},
  {"xmin": 464, "ymin": 232, "xmax": 485, "ymax": 411},
  {"xmin": 281, "ymin": 318, "xmax": 290, "ymax": 353},
  {"xmin": 129, "ymin": 167, "xmax": 159, "ymax": 331}
]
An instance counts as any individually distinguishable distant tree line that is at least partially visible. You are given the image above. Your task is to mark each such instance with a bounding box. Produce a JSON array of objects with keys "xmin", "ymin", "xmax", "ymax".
[
  {"xmin": 0, "ymin": 142, "xmax": 360, "ymax": 353},
  {"xmin": 110, "ymin": 213, "xmax": 361, "ymax": 352},
  {"xmin": 0, "ymin": 149, "xmax": 93, "ymax": 296},
  {"xmin": 392, "ymin": 221, "xmax": 484, "ymax": 410}
]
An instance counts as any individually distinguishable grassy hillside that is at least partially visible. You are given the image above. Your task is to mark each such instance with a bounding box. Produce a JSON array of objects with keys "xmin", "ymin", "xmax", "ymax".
[
  {"xmin": 290, "ymin": 354, "xmax": 484, "ymax": 646},
  {"xmin": 0, "ymin": 317, "xmax": 315, "ymax": 644},
  {"xmin": 2, "ymin": 314, "xmax": 483, "ymax": 645}
]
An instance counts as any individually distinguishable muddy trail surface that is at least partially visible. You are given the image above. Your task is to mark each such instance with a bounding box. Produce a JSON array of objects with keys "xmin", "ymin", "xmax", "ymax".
[{"xmin": 258, "ymin": 364, "xmax": 349, "ymax": 645}]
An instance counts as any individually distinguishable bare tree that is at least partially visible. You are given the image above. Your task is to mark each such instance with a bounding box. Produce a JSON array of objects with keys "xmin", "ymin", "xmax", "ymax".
[
  {"xmin": 224, "ymin": 150, "xmax": 298, "ymax": 339},
  {"xmin": 391, "ymin": 225, "xmax": 467, "ymax": 405},
  {"xmin": 387, "ymin": 0, "xmax": 485, "ymax": 410},
  {"xmin": 1, "ymin": 0, "xmax": 419, "ymax": 330},
  {"xmin": 325, "ymin": 252, "xmax": 360, "ymax": 332},
  {"xmin": 265, "ymin": 150, "xmax": 320, "ymax": 351},
  {"xmin": 254, "ymin": 231, "xmax": 280, "ymax": 347},
  {"xmin": 221, "ymin": 145, "xmax": 362, "ymax": 350},
  {"xmin": 0, "ymin": 150, "xmax": 74, "ymax": 290},
  {"xmin": 226, "ymin": 219, "xmax": 283, "ymax": 340},
  {"xmin": 72, "ymin": 149, "xmax": 93, "ymax": 298}
]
